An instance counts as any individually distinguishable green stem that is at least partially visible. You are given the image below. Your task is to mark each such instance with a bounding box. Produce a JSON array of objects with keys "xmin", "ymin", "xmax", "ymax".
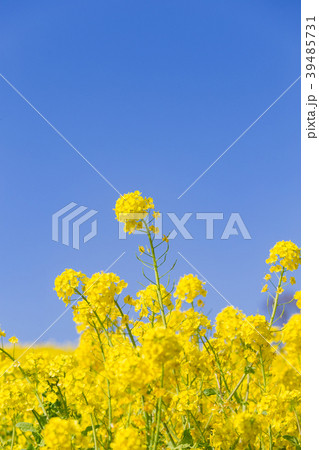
[
  {"xmin": 114, "ymin": 300, "xmax": 136, "ymax": 347},
  {"xmin": 226, "ymin": 372, "xmax": 246, "ymax": 402},
  {"xmin": 163, "ymin": 422, "xmax": 175, "ymax": 447},
  {"xmin": 269, "ymin": 426, "xmax": 273, "ymax": 450},
  {"xmin": 141, "ymin": 396, "xmax": 151, "ymax": 447},
  {"xmin": 90, "ymin": 413, "xmax": 98, "ymax": 450},
  {"xmin": 144, "ymin": 221, "xmax": 167, "ymax": 328},
  {"xmin": 83, "ymin": 393, "xmax": 98, "ymax": 450},
  {"xmin": 32, "ymin": 410, "xmax": 44, "ymax": 430},
  {"xmin": 153, "ymin": 365, "xmax": 164, "ymax": 449},
  {"xmin": 107, "ymin": 379, "xmax": 112, "ymax": 444},
  {"xmin": 260, "ymin": 349, "xmax": 267, "ymax": 390},
  {"xmin": 91, "ymin": 326, "xmax": 112, "ymax": 446},
  {"xmin": 243, "ymin": 374, "xmax": 250, "ymax": 411},
  {"xmin": 189, "ymin": 411, "xmax": 207, "ymax": 445},
  {"xmin": 201, "ymin": 337, "xmax": 234, "ymax": 398},
  {"xmin": 10, "ymin": 421, "xmax": 15, "ymax": 450},
  {"xmin": 269, "ymin": 268, "xmax": 285, "ymax": 327},
  {"xmin": 204, "ymin": 410, "xmax": 214, "ymax": 432},
  {"xmin": 74, "ymin": 289, "xmax": 113, "ymax": 346}
]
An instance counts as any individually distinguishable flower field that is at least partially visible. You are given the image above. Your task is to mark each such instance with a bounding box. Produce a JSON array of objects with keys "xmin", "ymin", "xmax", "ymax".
[{"xmin": 0, "ymin": 192, "xmax": 301, "ymax": 449}]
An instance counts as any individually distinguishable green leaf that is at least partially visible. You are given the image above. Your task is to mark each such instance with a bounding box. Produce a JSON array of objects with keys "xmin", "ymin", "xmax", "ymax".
[
  {"xmin": 179, "ymin": 429, "xmax": 193, "ymax": 446},
  {"xmin": 244, "ymin": 366, "xmax": 255, "ymax": 374},
  {"xmin": 16, "ymin": 422, "xmax": 37, "ymax": 433},
  {"xmin": 82, "ymin": 424, "xmax": 101, "ymax": 436},
  {"xmin": 283, "ymin": 435, "xmax": 300, "ymax": 448},
  {"xmin": 203, "ymin": 388, "xmax": 217, "ymax": 396}
]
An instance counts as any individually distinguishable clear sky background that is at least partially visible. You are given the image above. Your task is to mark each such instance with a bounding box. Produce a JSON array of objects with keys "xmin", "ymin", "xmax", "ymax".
[{"xmin": 0, "ymin": 1, "xmax": 300, "ymax": 343}]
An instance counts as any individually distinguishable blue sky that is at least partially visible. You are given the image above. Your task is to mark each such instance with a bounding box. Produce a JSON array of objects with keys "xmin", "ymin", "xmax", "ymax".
[{"xmin": 0, "ymin": 1, "xmax": 300, "ymax": 343}]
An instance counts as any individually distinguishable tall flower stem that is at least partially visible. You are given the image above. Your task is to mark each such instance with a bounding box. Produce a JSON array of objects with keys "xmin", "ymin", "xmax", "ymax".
[
  {"xmin": 152, "ymin": 364, "xmax": 164, "ymax": 449},
  {"xmin": 226, "ymin": 372, "xmax": 247, "ymax": 402},
  {"xmin": 269, "ymin": 268, "xmax": 285, "ymax": 328},
  {"xmin": 10, "ymin": 420, "xmax": 16, "ymax": 450},
  {"xmin": 114, "ymin": 299, "xmax": 136, "ymax": 347},
  {"xmin": 83, "ymin": 393, "xmax": 98, "ymax": 450},
  {"xmin": 144, "ymin": 221, "xmax": 167, "ymax": 328}
]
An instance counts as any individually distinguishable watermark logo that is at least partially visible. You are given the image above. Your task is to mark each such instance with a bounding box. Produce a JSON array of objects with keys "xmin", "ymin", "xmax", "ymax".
[
  {"xmin": 118, "ymin": 212, "xmax": 251, "ymax": 240},
  {"xmin": 52, "ymin": 202, "xmax": 98, "ymax": 249}
]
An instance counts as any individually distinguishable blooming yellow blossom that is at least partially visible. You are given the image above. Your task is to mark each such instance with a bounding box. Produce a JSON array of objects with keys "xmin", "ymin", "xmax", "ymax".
[
  {"xmin": 124, "ymin": 295, "xmax": 135, "ymax": 305},
  {"xmin": 149, "ymin": 225, "xmax": 159, "ymax": 234},
  {"xmin": 112, "ymin": 427, "xmax": 146, "ymax": 450},
  {"xmin": 290, "ymin": 276, "xmax": 296, "ymax": 285},
  {"xmin": 266, "ymin": 240, "xmax": 301, "ymax": 271},
  {"xmin": 294, "ymin": 290, "xmax": 301, "ymax": 309},
  {"xmin": 9, "ymin": 336, "xmax": 18, "ymax": 344},
  {"xmin": 141, "ymin": 326, "xmax": 181, "ymax": 367},
  {"xmin": 42, "ymin": 417, "xmax": 86, "ymax": 449},
  {"xmin": 135, "ymin": 284, "xmax": 173, "ymax": 317},
  {"xmin": 54, "ymin": 269, "xmax": 85, "ymax": 305},
  {"xmin": 114, "ymin": 191, "xmax": 154, "ymax": 234},
  {"xmin": 174, "ymin": 274, "xmax": 207, "ymax": 303}
]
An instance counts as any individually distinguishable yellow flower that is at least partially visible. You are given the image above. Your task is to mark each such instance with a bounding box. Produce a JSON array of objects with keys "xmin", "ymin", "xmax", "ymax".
[
  {"xmin": 141, "ymin": 326, "xmax": 181, "ymax": 366},
  {"xmin": 282, "ymin": 276, "xmax": 287, "ymax": 283},
  {"xmin": 261, "ymin": 284, "xmax": 268, "ymax": 293},
  {"xmin": 197, "ymin": 299, "xmax": 205, "ymax": 307},
  {"xmin": 294, "ymin": 291, "xmax": 301, "ymax": 309},
  {"xmin": 72, "ymin": 272, "xmax": 127, "ymax": 331},
  {"xmin": 112, "ymin": 427, "xmax": 146, "ymax": 450},
  {"xmin": 124, "ymin": 295, "xmax": 135, "ymax": 306},
  {"xmin": 290, "ymin": 276, "xmax": 296, "ymax": 285},
  {"xmin": 9, "ymin": 336, "xmax": 18, "ymax": 344},
  {"xmin": 153, "ymin": 211, "xmax": 160, "ymax": 219},
  {"xmin": 42, "ymin": 417, "xmax": 85, "ymax": 449},
  {"xmin": 136, "ymin": 284, "xmax": 174, "ymax": 317},
  {"xmin": 54, "ymin": 269, "xmax": 86, "ymax": 305},
  {"xmin": 276, "ymin": 287, "xmax": 284, "ymax": 295},
  {"xmin": 0, "ymin": 329, "xmax": 6, "ymax": 337},
  {"xmin": 267, "ymin": 241, "xmax": 301, "ymax": 271},
  {"xmin": 174, "ymin": 274, "xmax": 207, "ymax": 303},
  {"xmin": 139, "ymin": 246, "xmax": 145, "ymax": 254},
  {"xmin": 264, "ymin": 274, "xmax": 271, "ymax": 281},
  {"xmin": 121, "ymin": 314, "xmax": 129, "ymax": 327},
  {"xmin": 149, "ymin": 225, "xmax": 159, "ymax": 234},
  {"xmin": 114, "ymin": 191, "xmax": 154, "ymax": 234},
  {"xmin": 163, "ymin": 235, "xmax": 169, "ymax": 243}
]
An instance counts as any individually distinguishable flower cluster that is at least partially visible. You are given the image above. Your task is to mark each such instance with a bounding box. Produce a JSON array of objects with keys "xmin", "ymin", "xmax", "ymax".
[
  {"xmin": 135, "ymin": 284, "xmax": 174, "ymax": 317},
  {"xmin": 266, "ymin": 240, "xmax": 301, "ymax": 272},
  {"xmin": 73, "ymin": 272, "xmax": 128, "ymax": 331},
  {"xmin": 0, "ymin": 192, "xmax": 301, "ymax": 450},
  {"xmin": 54, "ymin": 269, "xmax": 86, "ymax": 305},
  {"xmin": 174, "ymin": 273, "xmax": 207, "ymax": 304},
  {"xmin": 114, "ymin": 190, "xmax": 154, "ymax": 234},
  {"xmin": 261, "ymin": 241, "xmax": 301, "ymax": 319}
]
